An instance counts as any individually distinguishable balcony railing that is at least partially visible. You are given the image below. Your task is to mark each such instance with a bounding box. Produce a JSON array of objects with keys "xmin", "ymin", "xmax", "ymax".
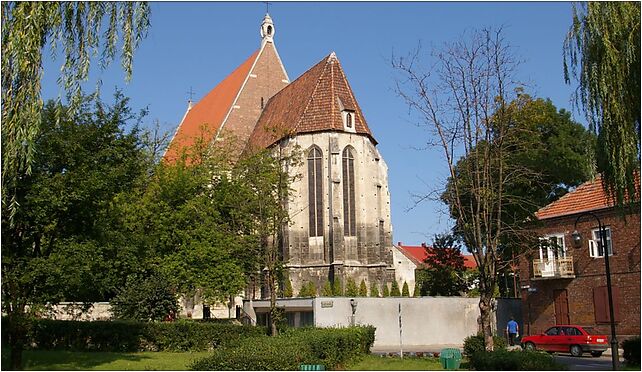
[{"xmin": 532, "ymin": 257, "xmax": 575, "ymax": 279}]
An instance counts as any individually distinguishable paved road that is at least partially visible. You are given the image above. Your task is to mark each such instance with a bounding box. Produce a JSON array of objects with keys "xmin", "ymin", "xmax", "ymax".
[{"xmin": 554, "ymin": 354, "xmax": 623, "ymax": 371}]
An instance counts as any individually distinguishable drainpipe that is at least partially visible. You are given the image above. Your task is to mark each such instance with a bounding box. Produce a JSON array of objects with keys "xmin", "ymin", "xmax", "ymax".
[{"xmin": 328, "ymin": 136, "xmax": 335, "ymax": 283}]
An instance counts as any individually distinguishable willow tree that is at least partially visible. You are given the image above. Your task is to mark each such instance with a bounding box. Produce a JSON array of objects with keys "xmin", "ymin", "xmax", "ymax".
[
  {"xmin": 393, "ymin": 27, "xmax": 528, "ymax": 351},
  {"xmin": 1, "ymin": 2, "xmax": 151, "ymax": 223},
  {"xmin": 563, "ymin": 2, "xmax": 640, "ymax": 207}
]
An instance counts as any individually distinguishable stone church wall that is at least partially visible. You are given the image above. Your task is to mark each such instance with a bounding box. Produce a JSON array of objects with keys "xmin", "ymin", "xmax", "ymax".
[{"xmin": 281, "ymin": 131, "xmax": 394, "ymax": 294}]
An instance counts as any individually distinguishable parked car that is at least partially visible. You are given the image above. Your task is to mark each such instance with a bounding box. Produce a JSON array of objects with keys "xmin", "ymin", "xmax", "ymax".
[{"xmin": 521, "ymin": 325, "xmax": 609, "ymax": 357}]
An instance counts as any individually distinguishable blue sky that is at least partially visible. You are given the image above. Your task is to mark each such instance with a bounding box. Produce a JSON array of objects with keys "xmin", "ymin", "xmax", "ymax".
[{"xmin": 40, "ymin": 2, "xmax": 584, "ymax": 246}]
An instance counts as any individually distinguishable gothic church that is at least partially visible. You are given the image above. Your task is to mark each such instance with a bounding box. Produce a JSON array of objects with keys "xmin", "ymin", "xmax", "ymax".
[{"xmin": 165, "ymin": 14, "xmax": 395, "ymax": 296}]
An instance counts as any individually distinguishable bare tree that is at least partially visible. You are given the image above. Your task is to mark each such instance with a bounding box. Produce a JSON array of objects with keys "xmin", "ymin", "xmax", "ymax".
[{"xmin": 393, "ymin": 27, "xmax": 533, "ymax": 350}]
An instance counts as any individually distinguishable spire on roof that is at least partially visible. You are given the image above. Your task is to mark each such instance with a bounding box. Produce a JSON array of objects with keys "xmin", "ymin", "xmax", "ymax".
[{"xmin": 260, "ymin": 13, "xmax": 275, "ymax": 44}]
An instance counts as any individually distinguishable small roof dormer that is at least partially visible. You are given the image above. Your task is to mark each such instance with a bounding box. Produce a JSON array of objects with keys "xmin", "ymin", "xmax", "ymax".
[{"xmin": 260, "ymin": 13, "xmax": 275, "ymax": 44}]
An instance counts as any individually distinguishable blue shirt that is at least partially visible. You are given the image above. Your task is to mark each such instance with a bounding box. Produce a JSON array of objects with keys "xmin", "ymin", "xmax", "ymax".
[{"xmin": 507, "ymin": 320, "xmax": 518, "ymax": 333}]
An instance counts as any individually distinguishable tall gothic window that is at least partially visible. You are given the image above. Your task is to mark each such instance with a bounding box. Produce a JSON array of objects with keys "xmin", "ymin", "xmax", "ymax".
[
  {"xmin": 342, "ymin": 147, "xmax": 356, "ymax": 236},
  {"xmin": 308, "ymin": 147, "xmax": 324, "ymax": 237}
]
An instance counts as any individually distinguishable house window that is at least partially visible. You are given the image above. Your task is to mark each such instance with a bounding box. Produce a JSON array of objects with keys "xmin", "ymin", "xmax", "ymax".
[
  {"xmin": 593, "ymin": 285, "xmax": 620, "ymax": 323},
  {"xmin": 538, "ymin": 234, "xmax": 566, "ymax": 260},
  {"xmin": 342, "ymin": 146, "xmax": 356, "ymax": 236},
  {"xmin": 590, "ymin": 227, "xmax": 613, "ymax": 257},
  {"xmin": 346, "ymin": 112, "xmax": 353, "ymax": 128},
  {"xmin": 308, "ymin": 147, "xmax": 323, "ymax": 237}
]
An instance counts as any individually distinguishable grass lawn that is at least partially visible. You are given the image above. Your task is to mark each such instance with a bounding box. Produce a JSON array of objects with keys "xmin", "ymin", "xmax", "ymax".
[
  {"xmin": 1, "ymin": 349, "xmax": 211, "ymax": 370},
  {"xmin": 344, "ymin": 355, "xmax": 448, "ymax": 370}
]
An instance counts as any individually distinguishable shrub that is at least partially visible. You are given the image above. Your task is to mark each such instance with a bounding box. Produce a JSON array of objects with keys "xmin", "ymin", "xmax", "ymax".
[
  {"xmin": 382, "ymin": 283, "xmax": 390, "ymax": 297},
  {"xmin": 358, "ymin": 280, "xmax": 368, "ymax": 297},
  {"xmin": 332, "ymin": 279, "xmax": 343, "ymax": 296},
  {"xmin": 413, "ymin": 282, "xmax": 421, "ymax": 297},
  {"xmin": 469, "ymin": 349, "xmax": 566, "ymax": 370},
  {"xmin": 190, "ymin": 326, "xmax": 376, "ymax": 371},
  {"xmin": 345, "ymin": 278, "xmax": 358, "ymax": 297},
  {"xmin": 463, "ymin": 333, "xmax": 507, "ymax": 356},
  {"xmin": 622, "ymin": 336, "xmax": 641, "ymax": 366},
  {"xmin": 298, "ymin": 281, "xmax": 316, "ymax": 297},
  {"xmin": 283, "ymin": 278, "xmax": 294, "ymax": 298},
  {"xmin": 110, "ymin": 271, "xmax": 178, "ymax": 322},
  {"xmin": 390, "ymin": 281, "xmax": 401, "ymax": 296},
  {"xmin": 10, "ymin": 318, "xmax": 266, "ymax": 352},
  {"xmin": 402, "ymin": 281, "xmax": 410, "ymax": 297},
  {"xmin": 369, "ymin": 282, "xmax": 379, "ymax": 297},
  {"xmin": 321, "ymin": 281, "xmax": 333, "ymax": 296}
]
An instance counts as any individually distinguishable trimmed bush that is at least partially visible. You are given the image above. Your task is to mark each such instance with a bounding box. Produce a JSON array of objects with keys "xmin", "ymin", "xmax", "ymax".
[
  {"xmin": 402, "ymin": 281, "xmax": 410, "ymax": 297},
  {"xmin": 382, "ymin": 283, "xmax": 390, "ymax": 297},
  {"xmin": 359, "ymin": 280, "xmax": 368, "ymax": 297},
  {"xmin": 469, "ymin": 349, "xmax": 566, "ymax": 370},
  {"xmin": 463, "ymin": 333, "xmax": 507, "ymax": 356},
  {"xmin": 390, "ymin": 281, "xmax": 401, "ymax": 296},
  {"xmin": 622, "ymin": 336, "xmax": 641, "ymax": 366},
  {"xmin": 332, "ymin": 279, "xmax": 343, "ymax": 296},
  {"xmin": 5, "ymin": 318, "xmax": 266, "ymax": 352},
  {"xmin": 190, "ymin": 326, "xmax": 376, "ymax": 371},
  {"xmin": 345, "ymin": 278, "xmax": 358, "ymax": 297},
  {"xmin": 369, "ymin": 282, "xmax": 379, "ymax": 297},
  {"xmin": 321, "ymin": 281, "xmax": 333, "ymax": 296}
]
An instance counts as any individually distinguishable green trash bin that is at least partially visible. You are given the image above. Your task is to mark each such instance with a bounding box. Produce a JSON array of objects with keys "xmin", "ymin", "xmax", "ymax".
[
  {"xmin": 299, "ymin": 364, "xmax": 325, "ymax": 371},
  {"xmin": 439, "ymin": 348, "xmax": 462, "ymax": 370}
]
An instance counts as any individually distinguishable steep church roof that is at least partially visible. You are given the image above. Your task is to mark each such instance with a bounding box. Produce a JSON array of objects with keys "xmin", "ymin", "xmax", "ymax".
[
  {"xmin": 246, "ymin": 52, "xmax": 376, "ymax": 151},
  {"xmin": 164, "ymin": 14, "xmax": 289, "ymax": 163}
]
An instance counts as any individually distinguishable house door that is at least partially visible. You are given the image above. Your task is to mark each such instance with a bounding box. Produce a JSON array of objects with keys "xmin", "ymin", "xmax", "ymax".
[{"xmin": 554, "ymin": 289, "xmax": 570, "ymax": 324}]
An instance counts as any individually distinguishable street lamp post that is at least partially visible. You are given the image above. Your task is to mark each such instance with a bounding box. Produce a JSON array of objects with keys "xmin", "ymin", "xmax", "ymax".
[{"xmin": 571, "ymin": 211, "xmax": 618, "ymax": 370}]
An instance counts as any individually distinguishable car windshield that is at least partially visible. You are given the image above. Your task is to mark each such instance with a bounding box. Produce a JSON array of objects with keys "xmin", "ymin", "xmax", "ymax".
[{"xmin": 582, "ymin": 327, "xmax": 600, "ymax": 335}]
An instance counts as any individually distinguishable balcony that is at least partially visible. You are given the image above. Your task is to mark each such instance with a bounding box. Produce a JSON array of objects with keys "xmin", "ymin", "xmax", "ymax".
[{"xmin": 532, "ymin": 257, "xmax": 575, "ymax": 279}]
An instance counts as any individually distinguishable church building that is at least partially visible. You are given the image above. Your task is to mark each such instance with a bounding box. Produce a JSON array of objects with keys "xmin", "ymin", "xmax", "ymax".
[{"xmin": 165, "ymin": 14, "xmax": 395, "ymax": 297}]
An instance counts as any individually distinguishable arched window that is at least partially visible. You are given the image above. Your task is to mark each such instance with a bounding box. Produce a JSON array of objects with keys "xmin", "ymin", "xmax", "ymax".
[
  {"xmin": 308, "ymin": 147, "xmax": 324, "ymax": 237},
  {"xmin": 342, "ymin": 147, "xmax": 356, "ymax": 236}
]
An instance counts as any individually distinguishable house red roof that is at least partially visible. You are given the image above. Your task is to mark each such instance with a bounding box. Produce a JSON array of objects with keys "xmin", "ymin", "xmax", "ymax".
[
  {"xmin": 163, "ymin": 50, "xmax": 260, "ymax": 163},
  {"xmin": 396, "ymin": 242, "xmax": 477, "ymax": 269},
  {"xmin": 535, "ymin": 174, "xmax": 640, "ymax": 220},
  {"xmin": 245, "ymin": 52, "xmax": 376, "ymax": 152}
]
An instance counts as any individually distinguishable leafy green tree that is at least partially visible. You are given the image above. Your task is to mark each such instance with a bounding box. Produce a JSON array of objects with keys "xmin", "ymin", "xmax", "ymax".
[
  {"xmin": 382, "ymin": 283, "xmax": 390, "ymax": 297},
  {"xmin": 1, "ymin": 95, "xmax": 150, "ymax": 369},
  {"xmin": 110, "ymin": 270, "xmax": 178, "ymax": 322},
  {"xmin": 321, "ymin": 281, "xmax": 333, "ymax": 297},
  {"xmin": 1, "ymin": 2, "xmax": 150, "ymax": 227},
  {"xmin": 390, "ymin": 281, "xmax": 401, "ymax": 297},
  {"xmin": 402, "ymin": 282, "xmax": 410, "ymax": 297},
  {"xmin": 413, "ymin": 282, "xmax": 421, "ymax": 297},
  {"xmin": 369, "ymin": 282, "xmax": 380, "ymax": 298},
  {"xmin": 564, "ymin": 2, "xmax": 640, "ymax": 207},
  {"xmin": 359, "ymin": 280, "xmax": 368, "ymax": 297},
  {"xmin": 332, "ymin": 279, "xmax": 343, "ymax": 297},
  {"xmin": 418, "ymin": 234, "xmax": 467, "ymax": 297},
  {"xmin": 345, "ymin": 278, "xmax": 358, "ymax": 297}
]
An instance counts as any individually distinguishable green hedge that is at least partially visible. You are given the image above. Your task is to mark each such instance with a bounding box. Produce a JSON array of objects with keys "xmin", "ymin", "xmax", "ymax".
[
  {"xmin": 463, "ymin": 333, "xmax": 507, "ymax": 356},
  {"xmin": 190, "ymin": 326, "xmax": 376, "ymax": 371},
  {"xmin": 622, "ymin": 336, "xmax": 641, "ymax": 366},
  {"xmin": 2, "ymin": 318, "xmax": 266, "ymax": 352},
  {"xmin": 469, "ymin": 350, "xmax": 566, "ymax": 370}
]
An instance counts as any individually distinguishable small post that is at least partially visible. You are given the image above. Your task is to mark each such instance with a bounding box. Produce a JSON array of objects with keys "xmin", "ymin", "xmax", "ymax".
[{"xmin": 398, "ymin": 302, "xmax": 403, "ymax": 359}]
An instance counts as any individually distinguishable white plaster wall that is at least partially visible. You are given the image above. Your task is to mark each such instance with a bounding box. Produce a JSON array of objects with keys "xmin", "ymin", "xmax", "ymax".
[
  {"xmin": 391, "ymin": 247, "xmax": 417, "ymax": 292},
  {"xmin": 313, "ymin": 297, "xmax": 480, "ymax": 347},
  {"xmin": 43, "ymin": 303, "xmax": 112, "ymax": 320}
]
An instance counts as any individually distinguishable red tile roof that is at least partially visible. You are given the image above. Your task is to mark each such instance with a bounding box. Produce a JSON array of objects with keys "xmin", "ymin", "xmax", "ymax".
[
  {"xmin": 396, "ymin": 243, "xmax": 477, "ymax": 269},
  {"xmin": 163, "ymin": 50, "xmax": 260, "ymax": 163},
  {"xmin": 535, "ymin": 174, "xmax": 640, "ymax": 220},
  {"xmin": 245, "ymin": 52, "xmax": 376, "ymax": 151}
]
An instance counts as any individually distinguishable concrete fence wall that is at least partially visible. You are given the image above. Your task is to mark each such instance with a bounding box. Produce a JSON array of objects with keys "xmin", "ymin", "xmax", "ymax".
[{"xmin": 313, "ymin": 297, "xmax": 481, "ymax": 347}]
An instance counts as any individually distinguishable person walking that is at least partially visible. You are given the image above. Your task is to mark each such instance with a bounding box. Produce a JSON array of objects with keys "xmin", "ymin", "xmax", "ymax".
[{"xmin": 506, "ymin": 317, "xmax": 519, "ymax": 346}]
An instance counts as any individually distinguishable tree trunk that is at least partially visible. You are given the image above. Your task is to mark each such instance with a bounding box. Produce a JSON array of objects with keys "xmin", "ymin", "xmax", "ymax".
[
  {"xmin": 479, "ymin": 293, "xmax": 495, "ymax": 351},
  {"xmin": 8, "ymin": 310, "xmax": 27, "ymax": 370}
]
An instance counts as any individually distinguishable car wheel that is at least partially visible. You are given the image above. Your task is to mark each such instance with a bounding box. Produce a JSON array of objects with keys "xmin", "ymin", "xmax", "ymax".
[
  {"xmin": 524, "ymin": 342, "xmax": 536, "ymax": 351},
  {"xmin": 591, "ymin": 351, "xmax": 603, "ymax": 357},
  {"xmin": 570, "ymin": 345, "xmax": 583, "ymax": 357}
]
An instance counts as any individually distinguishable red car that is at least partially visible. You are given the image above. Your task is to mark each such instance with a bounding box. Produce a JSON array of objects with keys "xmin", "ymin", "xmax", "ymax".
[{"xmin": 520, "ymin": 325, "xmax": 609, "ymax": 357}]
